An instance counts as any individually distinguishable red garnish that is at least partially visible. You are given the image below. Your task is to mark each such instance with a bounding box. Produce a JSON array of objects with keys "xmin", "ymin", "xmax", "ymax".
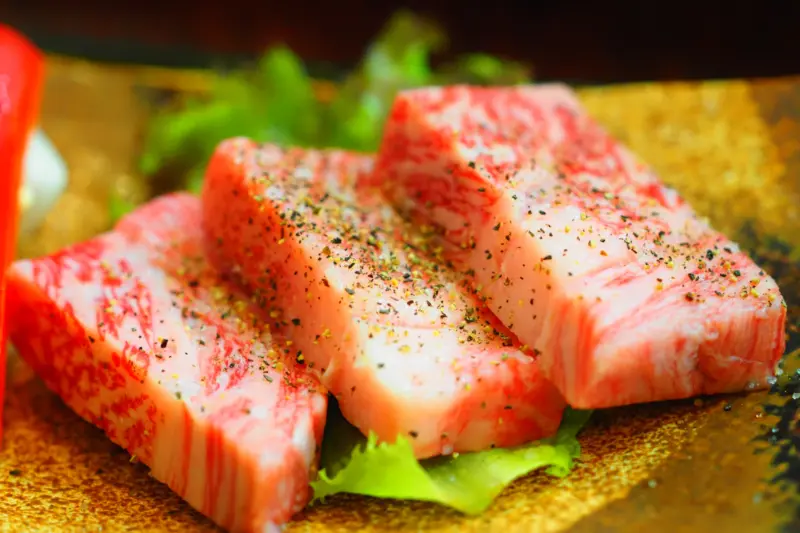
[{"xmin": 0, "ymin": 25, "xmax": 45, "ymax": 444}]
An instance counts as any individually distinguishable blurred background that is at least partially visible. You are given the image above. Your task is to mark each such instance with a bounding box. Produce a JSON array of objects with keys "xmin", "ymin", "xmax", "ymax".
[
  {"xmin": 3, "ymin": 0, "xmax": 799, "ymax": 83},
  {"xmin": 5, "ymin": 0, "xmax": 800, "ymax": 257},
  {"xmin": 3, "ymin": 3, "xmax": 800, "ymax": 533}
]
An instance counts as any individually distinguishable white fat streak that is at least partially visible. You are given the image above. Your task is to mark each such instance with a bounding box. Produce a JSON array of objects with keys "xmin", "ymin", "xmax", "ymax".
[
  {"xmin": 266, "ymin": 185, "xmax": 285, "ymax": 201},
  {"xmin": 154, "ymin": 405, "xmax": 241, "ymax": 531},
  {"xmin": 660, "ymin": 185, "xmax": 682, "ymax": 209},
  {"xmin": 293, "ymin": 167, "xmax": 313, "ymax": 181},
  {"xmin": 291, "ymin": 413, "xmax": 317, "ymax": 472},
  {"xmin": 143, "ymin": 268, "xmax": 200, "ymax": 400},
  {"xmin": 250, "ymin": 404, "xmax": 271, "ymax": 420},
  {"xmin": 458, "ymin": 140, "xmax": 518, "ymax": 165},
  {"xmin": 215, "ymin": 372, "xmax": 230, "ymax": 391}
]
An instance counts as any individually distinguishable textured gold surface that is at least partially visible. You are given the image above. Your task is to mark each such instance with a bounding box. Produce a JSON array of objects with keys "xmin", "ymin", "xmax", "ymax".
[
  {"xmin": 14, "ymin": 57, "xmax": 151, "ymax": 260},
  {"xmin": 581, "ymin": 80, "xmax": 800, "ymax": 256},
  {"xmin": 1, "ymin": 57, "xmax": 798, "ymax": 532}
]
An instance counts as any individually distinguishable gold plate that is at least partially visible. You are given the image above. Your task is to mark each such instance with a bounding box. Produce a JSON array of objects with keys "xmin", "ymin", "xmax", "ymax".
[{"xmin": 1, "ymin": 57, "xmax": 798, "ymax": 533}]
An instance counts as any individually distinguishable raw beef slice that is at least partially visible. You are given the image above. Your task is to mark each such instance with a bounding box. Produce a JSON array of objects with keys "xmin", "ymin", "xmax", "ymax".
[
  {"xmin": 374, "ymin": 84, "xmax": 787, "ymax": 409},
  {"xmin": 6, "ymin": 193, "xmax": 327, "ymax": 533},
  {"xmin": 201, "ymin": 139, "xmax": 564, "ymax": 459}
]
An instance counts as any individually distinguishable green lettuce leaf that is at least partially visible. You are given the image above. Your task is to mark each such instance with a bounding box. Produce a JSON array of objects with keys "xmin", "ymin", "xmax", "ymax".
[
  {"xmin": 132, "ymin": 10, "xmax": 534, "ymax": 217},
  {"xmin": 436, "ymin": 53, "xmax": 533, "ymax": 86},
  {"xmin": 139, "ymin": 46, "xmax": 320, "ymax": 180},
  {"xmin": 322, "ymin": 10, "xmax": 445, "ymax": 152},
  {"xmin": 311, "ymin": 406, "xmax": 591, "ymax": 514},
  {"xmin": 109, "ymin": 192, "xmax": 138, "ymax": 225}
]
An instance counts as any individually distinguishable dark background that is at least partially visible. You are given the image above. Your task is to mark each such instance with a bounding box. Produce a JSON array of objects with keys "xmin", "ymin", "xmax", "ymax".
[{"xmin": 2, "ymin": 0, "xmax": 799, "ymax": 83}]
